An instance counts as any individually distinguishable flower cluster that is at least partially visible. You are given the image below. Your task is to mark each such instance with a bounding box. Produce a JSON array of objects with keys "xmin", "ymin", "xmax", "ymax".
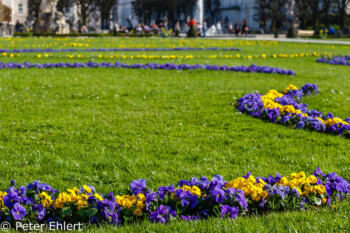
[
  {"xmin": 237, "ymin": 84, "xmax": 350, "ymax": 137},
  {"xmin": 0, "ymin": 47, "xmax": 241, "ymax": 54},
  {"xmin": 316, "ymin": 56, "xmax": 350, "ymax": 66},
  {"xmin": 0, "ymin": 61, "xmax": 295, "ymax": 75},
  {"xmin": 0, "ymin": 168, "xmax": 348, "ymax": 228}
]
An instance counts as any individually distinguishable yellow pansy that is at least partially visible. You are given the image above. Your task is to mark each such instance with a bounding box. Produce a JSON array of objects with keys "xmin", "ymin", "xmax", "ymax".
[
  {"xmin": 133, "ymin": 208, "xmax": 142, "ymax": 216},
  {"xmin": 83, "ymin": 185, "xmax": 92, "ymax": 193},
  {"xmin": 283, "ymin": 84, "xmax": 298, "ymax": 94}
]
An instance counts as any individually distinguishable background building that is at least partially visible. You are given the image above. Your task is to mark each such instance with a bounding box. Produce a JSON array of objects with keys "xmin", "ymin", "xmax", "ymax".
[
  {"xmin": 219, "ymin": 0, "xmax": 259, "ymax": 30},
  {"xmin": 116, "ymin": 0, "xmax": 260, "ymax": 31},
  {"xmin": 1, "ymin": 0, "xmax": 27, "ymax": 24}
]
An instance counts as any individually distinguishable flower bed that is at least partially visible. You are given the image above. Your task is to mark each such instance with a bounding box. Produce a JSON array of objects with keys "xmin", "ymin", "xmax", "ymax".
[
  {"xmin": 0, "ymin": 61, "xmax": 295, "ymax": 75},
  {"xmin": 0, "ymin": 168, "xmax": 348, "ymax": 228},
  {"xmin": 0, "ymin": 47, "xmax": 241, "ymax": 54},
  {"xmin": 316, "ymin": 56, "xmax": 350, "ymax": 66},
  {"xmin": 237, "ymin": 84, "xmax": 350, "ymax": 137}
]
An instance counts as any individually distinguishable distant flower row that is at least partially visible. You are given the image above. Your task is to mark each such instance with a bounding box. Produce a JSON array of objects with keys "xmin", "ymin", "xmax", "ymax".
[
  {"xmin": 0, "ymin": 47, "xmax": 241, "ymax": 54},
  {"xmin": 316, "ymin": 56, "xmax": 350, "ymax": 66},
  {"xmin": 0, "ymin": 39, "xmax": 279, "ymax": 50},
  {"xmin": 0, "ymin": 62, "xmax": 296, "ymax": 75},
  {"xmin": 2, "ymin": 52, "xmax": 329, "ymax": 61},
  {"xmin": 0, "ymin": 167, "xmax": 348, "ymax": 228},
  {"xmin": 237, "ymin": 84, "xmax": 350, "ymax": 137}
]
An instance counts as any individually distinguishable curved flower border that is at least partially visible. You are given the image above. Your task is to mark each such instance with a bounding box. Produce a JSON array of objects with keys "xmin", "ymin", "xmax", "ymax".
[
  {"xmin": 236, "ymin": 84, "xmax": 350, "ymax": 137},
  {"xmin": 316, "ymin": 56, "xmax": 350, "ymax": 66},
  {"xmin": 0, "ymin": 47, "xmax": 241, "ymax": 54},
  {"xmin": 0, "ymin": 61, "xmax": 295, "ymax": 75},
  {"xmin": 0, "ymin": 168, "xmax": 348, "ymax": 228}
]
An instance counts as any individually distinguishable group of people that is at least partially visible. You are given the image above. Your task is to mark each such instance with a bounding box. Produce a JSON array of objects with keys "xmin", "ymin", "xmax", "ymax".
[
  {"xmin": 80, "ymin": 19, "xmax": 249, "ymax": 37},
  {"xmin": 135, "ymin": 22, "xmax": 168, "ymax": 34},
  {"xmin": 201, "ymin": 20, "xmax": 223, "ymax": 37},
  {"xmin": 229, "ymin": 20, "xmax": 249, "ymax": 36},
  {"xmin": 194, "ymin": 19, "xmax": 249, "ymax": 37}
]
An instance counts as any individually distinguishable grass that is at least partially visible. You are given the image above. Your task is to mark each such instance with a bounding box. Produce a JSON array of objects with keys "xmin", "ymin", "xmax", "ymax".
[{"xmin": 0, "ymin": 37, "xmax": 350, "ymax": 232}]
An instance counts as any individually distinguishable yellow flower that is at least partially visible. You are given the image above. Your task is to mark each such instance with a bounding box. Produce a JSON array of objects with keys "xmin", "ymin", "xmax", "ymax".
[
  {"xmin": 316, "ymin": 185, "xmax": 326, "ymax": 194},
  {"xmin": 306, "ymin": 175, "xmax": 317, "ymax": 184},
  {"xmin": 76, "ymin": 199, "xmax": 87, "ymax": 210},
  {"xmin": 136, "ymin": 201, "xmax": 145, "ymax": 209},
  {"xmin": 0, "ymin": 191, "xmax": 7, "ymax": 207},
  {"xmin": 296, "ymin": 171, "xmax": 306, "ymax": 178},
  {"xmin": 279, "ymin": 177, "xmax": 289, "ymax": 186},
  {"xmin": 325, "ymin": 117, "xmax": 349, "ymax": 127},
  {"xmin": 83, "ymin": 185, "xmax": 91, "ymax": 193},
  {"xmin": 137, "ymin": 193, "xmax": 146, "ymax": 202},
  {"xmin": 133, "ymin": 208, "xmax": 142, "ymax": 216},
  {"xmin": 128, "ymin": 195, "xmax": 138, "ymax": 205},
  {"xmin": 180, "ymin": 185, "xmax": 202, "ymax": 197},
  {"xmin": 37, "ymin": 54, "xmax": 42, "ymax": 58},
  {"xmin": 94, "ymin": 193, "xmax": 104, "ymax": 201},
  {"xmin": 68, "ymin": 191, "xmax": 77, "ymax": 202},
  {"xmin": 283, "ymin": 84, "xmax": 298, "ymax": 94}
]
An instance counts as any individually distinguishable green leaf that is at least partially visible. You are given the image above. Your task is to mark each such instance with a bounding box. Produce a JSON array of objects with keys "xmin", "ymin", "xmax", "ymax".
[
  {"xmin": 86, "ymin": 208, "xmax": 98, "ymax": 217},
  {"xmin": 60, "ymin": 207, "xmax": 72, "ymax": 217},
  {"xmin": 78, "ymin": 208, "xmax": 98, "ymax": 217}
]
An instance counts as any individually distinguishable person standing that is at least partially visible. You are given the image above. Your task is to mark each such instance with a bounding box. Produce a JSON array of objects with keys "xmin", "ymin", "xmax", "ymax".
[
  {"xmin": 242, "ymin": 19, "xmax": 248, "ymax": 36},
  {"xmin": 175, "ymin": 21, "xmax": 181, "ymax": 37},
  {"xmin": 202, "ymin": 20, "xmax": 207, "ymax": 37},
  {"xmin": 216, "ymin": 20, "xmax": 222, "ymax": 34},
  {"xmin": 113, "ymin": 21, "xmax": 119, "ymax": 36},
  {"xmin": 15, "ymin": 20, "xmax": 21, "ymax": 33},
  {"xmin": 228, "ymin": 22, "xmax": 234, "ymax": 34},
  {"xmin": 234, "ymin": 21, "xmax": 241, "ymax": 37}
]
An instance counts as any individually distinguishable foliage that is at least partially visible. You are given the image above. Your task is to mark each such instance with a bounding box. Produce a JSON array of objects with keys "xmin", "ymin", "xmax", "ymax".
[
  {"xmin": 204, "ymin": 0, "xmax": 221, "ymax": 21},
  {"xmin": 27, "ymin": 0, "xmax": 42, "ymax": 32},
  {"xmin": 254, "ymin": 0, "xmax": 271, "ymax": 32},
  {"xmin": 286, "ymin": 25, "xmax": 297, "ymax": 38},
  {"xmin": 132, "ymin": 0, "xmax": 196, "ymax": 27},
  {"xmin": 56, "ymin": 0, "xmax": 75, "ymax": 13},
  {"xmin": 187, "ymin": 24, "xmax": 197, "ymax": 38},
  {"xmin": 96, "ymin": 0, "xmax": 118, "ymax": 30}
]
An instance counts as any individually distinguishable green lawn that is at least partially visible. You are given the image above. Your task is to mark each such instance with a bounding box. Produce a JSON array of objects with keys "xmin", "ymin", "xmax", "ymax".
[{"xmin": 0, "ymin": 37, "xmax": 349, "ymax": 232}]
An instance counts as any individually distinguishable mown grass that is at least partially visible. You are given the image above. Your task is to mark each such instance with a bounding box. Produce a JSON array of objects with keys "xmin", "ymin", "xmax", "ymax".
[{"xmin": 0, "ymin": 37, "xmax": 349, "ymax": 232}]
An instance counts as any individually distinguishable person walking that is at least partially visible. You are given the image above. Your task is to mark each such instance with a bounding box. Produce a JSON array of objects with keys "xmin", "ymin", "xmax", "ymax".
[
  {"xmin": 202, "ymin": 20, "xmax": 207, "ymax": 37},
  {"xmin": 216, "ymin": 20, "xmax": 222, "ymax": 34}
]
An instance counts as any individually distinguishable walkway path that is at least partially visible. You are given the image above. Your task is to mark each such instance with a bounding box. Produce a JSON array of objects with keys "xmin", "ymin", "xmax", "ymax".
[
  {"xmin": 179, "ymin": 33, "xmax": 350, "ymax": 45},
  {"xmin": 220, "ymin": 37, "xmax": 350, "ymax": 45}
]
